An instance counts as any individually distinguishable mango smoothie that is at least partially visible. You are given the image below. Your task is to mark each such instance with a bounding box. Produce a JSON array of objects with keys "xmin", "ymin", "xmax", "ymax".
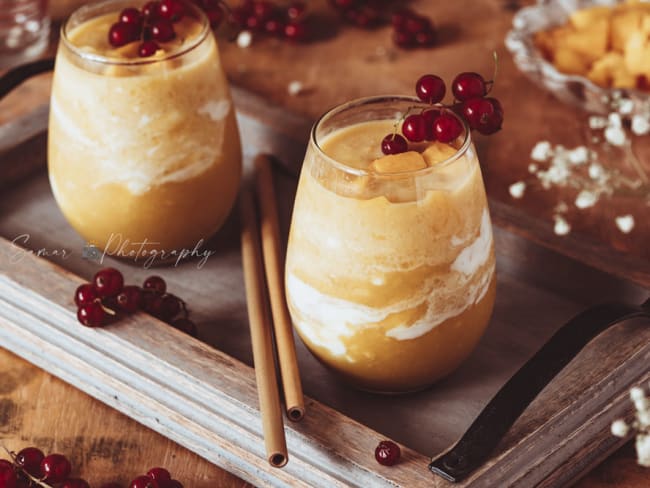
[
  {"xmin": 48, "ymin": 0, "xmax": 241, "ymax": 258},
  {"xmin": 285, "ymin": 97, "xmax": 496, "ymax": 393}
]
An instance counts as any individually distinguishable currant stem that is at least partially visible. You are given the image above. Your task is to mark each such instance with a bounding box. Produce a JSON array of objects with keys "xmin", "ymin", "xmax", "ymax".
[
  {"xmin": 99, "ymin": 302, "xmax": 117, "ymax": 316},
  {"xmin": 1, "ymin": 445, "xmax": 54, "ymax": 488},
  {"xmin": 487, "ymin": 51, "xmax": 499, "ymax": 94}
]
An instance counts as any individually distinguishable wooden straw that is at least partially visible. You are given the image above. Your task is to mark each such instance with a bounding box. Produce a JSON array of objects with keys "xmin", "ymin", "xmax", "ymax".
[
  {"xmin": 239, "ymin": 187, "xmax": 288, "ymax": 468},
  {"xmin": 253, "ymin": 154, "xmax": 305, "ymax": 422}
]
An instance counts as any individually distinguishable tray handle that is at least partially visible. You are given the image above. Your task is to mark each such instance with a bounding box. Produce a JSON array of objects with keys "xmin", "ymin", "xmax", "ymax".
[
  {"xmin": 0, "ymin": 58, "xmax": 55, "ymax": 101},
  {"xmin": 430, "ymin": 298, "xmax": 650, "ymax": 483}
]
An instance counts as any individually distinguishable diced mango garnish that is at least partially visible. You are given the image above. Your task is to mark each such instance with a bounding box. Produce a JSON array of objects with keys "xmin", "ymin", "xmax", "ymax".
[
  {"xmin": 422, "ymin": 142, "xmax": 458, "ymax": 166},
  {"xmin": 370, "ymin": 151, "xmax": 427, "ymax": 173}
]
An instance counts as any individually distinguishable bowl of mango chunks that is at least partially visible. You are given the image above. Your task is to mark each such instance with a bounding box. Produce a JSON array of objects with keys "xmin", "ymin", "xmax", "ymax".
[{"xmin": 506, "ymin": 0, "xmax": 650, "ymax": 115}]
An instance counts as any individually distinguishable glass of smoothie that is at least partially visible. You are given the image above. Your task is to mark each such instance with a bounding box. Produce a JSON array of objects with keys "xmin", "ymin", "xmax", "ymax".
[
  {"xmin": 285, "ymin": 96, "xmax": 496, "ymax": 393},
  {"xmin": 48, "ymin": 0, "xmax": 241, "ymax": 259}
]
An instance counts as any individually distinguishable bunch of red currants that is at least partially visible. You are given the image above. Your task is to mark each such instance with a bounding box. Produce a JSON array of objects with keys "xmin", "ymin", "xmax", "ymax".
[
  {"xmin": 74, "ymin": 268, "xmax": 197, "ymax": 337},
  {"xmin": 381, "ymin": 70, "xmax": 504, "ymax": 155}
]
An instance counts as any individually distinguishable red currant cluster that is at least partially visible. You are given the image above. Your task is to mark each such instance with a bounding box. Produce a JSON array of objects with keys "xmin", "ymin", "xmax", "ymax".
[
  {"xmin": 328, "ymin": 0, "xmax": 388, "ymax": 28},
  {"xmin": 391, "ymin": 8, "xmax": 436, "ymax": 48},
  {"xmin": 121, "ymin": 467, "xmax": 184, "ymax": 488},
  {"xmin": 0, "ymin": 447, "xmax": 184, "ymax": 488},
  {"xmin": 328, "ymin": 1, "xmax": 435, "ymax": 48},
  {"xmin": 229, "ymin": 0, "xmax": 309, "ymax": 42},
  {"xmin": 374, "ymin": 440, "xmax": 400, "ymax": 466},
  {"xmin": 74, "ymin": 268, "xmax": 197, "ymax": 337},
  {"xmin": 381, "ymin": 70, "xmax": 504, "ymax": 155},
  {"xmin": 108, "ymin": 0, "xmax": 187, "ymax": 57}
]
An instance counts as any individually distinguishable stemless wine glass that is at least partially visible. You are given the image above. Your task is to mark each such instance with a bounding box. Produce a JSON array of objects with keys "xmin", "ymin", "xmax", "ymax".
[
  {"xmin": 48, "ymin": 0, "xmax": 241, "ymax": 259},
  {"xmin": 285, "ymin": 96, "xmax": 497, "ymax": 393}
]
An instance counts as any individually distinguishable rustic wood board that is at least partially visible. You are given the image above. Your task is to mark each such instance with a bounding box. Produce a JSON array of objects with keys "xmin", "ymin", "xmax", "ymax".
[{"xmin": 0, "ymin": 102, "xmax": 649, "ymax": 486}]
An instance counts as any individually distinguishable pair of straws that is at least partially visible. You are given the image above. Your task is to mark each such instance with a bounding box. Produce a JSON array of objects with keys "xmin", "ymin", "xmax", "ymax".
[{"xmin": 240, "ymin": 155, "xmax": 304, "ymax": 468}]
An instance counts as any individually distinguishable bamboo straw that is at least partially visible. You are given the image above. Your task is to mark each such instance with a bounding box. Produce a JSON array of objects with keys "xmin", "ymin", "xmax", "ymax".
[
  {"xmin": 239, "ymin": 187, "xmax": 288, "ymax": 468},
  {"xmin": 253, "ymin": 154, "xmax": 305, "ymax": 422}
]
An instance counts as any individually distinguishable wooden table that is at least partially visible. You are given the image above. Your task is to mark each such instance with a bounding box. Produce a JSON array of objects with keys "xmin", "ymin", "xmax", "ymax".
[{"xmin": 1, "ymin": 0, "xmax": 649, "ymax": 486}]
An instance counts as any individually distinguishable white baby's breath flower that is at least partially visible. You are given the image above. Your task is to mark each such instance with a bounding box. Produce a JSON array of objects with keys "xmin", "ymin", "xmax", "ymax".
[
  {"xmin": 611, "ymin": 419, "xmax": 630, "ymax": 437},
  {"xmin": 633, "ymin": 396, "xmax": 650, "ymax": 414},
  {"xmin": 636, "ymin": 435, "xmax": 650, "ymax": 467},
  {"xmin": 287, "ymin": 80, "xmax": 304, "ymax": 96},
  {"xmin": 530, "ymin": 141, "xmax": 552, "ymax": 162},
  {"xmin": 509, "ymin": 181, "xmax": 526, "ymax": 199},
  {"xmin": 631, "ymin": 115, "xmax": 650, "ymax": 136},
  {"xmin": 604, "ymin": 125, "xmax": 626, "ymax": 146},
  {"xmin": 638, "ymin": 411, "xmax": 650, "ymax": 428},
  {"xmin": 237, "ymin": 30, "xmax": 252, "ymax": 48},
  {"xmin": 588, "ymin": 116, "xmax": 608, "ymax": 130},
  {"xmin": 575, "ymin": 190, "xmax": 598, "ymax": 209},
  {"xmin": 553, "ymin": 215, "xmax": 571, "ymax": 236},
  {"xmin": 631, "ymin": 387, "xmax": 646, "ymax": 402}
]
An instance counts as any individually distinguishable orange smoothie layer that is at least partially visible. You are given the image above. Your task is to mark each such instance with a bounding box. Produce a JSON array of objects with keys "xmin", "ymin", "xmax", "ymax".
[
  {"xmin": 48, "ymin": 3, "xmax": 241, "ymax": 256},
  {"xmin": 285, "ymin": 120, "xmax": 496, "ymax": 392}
]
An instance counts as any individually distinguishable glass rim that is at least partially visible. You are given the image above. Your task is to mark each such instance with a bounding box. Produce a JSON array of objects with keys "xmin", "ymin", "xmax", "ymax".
[
  {"xmin": 60, "ymin": 0, "xmax": 210, "ymax": 66},
  {"xmin": 310, "ymin": 95, "xmax": 473, "ymax": 178}
]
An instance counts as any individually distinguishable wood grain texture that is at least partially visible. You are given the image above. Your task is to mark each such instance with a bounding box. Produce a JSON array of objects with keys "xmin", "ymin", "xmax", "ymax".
[{"xmin": 0, "ymin": 347, "xmax": 253, "ymax": 488}]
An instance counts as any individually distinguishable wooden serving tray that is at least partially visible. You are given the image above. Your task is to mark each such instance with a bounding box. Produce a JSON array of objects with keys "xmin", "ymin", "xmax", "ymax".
[{"xmin": 0, "ymin": 95, "xmax": 649, "ymax": 488}]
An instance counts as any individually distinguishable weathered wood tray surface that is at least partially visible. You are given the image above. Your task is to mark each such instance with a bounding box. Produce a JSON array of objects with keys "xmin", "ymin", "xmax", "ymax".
[{"xmin": 0, "ymin": 97, "xmax": 649, "ymax": 488}]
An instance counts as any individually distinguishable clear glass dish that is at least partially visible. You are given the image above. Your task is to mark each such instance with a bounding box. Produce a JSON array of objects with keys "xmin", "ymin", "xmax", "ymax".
[{"xmin": 505, "ymin": 0, "xmax": 650, "ymax": 115}]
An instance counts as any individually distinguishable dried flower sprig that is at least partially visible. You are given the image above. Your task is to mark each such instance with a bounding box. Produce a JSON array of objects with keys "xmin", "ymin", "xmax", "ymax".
[{"xmin": 612, "ymin": 384, "xmax": 650, "ymax": 467}]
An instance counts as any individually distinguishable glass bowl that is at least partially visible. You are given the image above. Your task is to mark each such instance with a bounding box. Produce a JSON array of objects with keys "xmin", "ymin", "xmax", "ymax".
[{"xmin": 505, "ymin": 0, "xmax": 650, "ymax": 115}]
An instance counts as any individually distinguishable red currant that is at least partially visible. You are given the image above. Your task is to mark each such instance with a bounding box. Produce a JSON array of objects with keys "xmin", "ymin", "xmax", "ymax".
[
  {"xmin": 253, "ymin": 1, "xmax": 274, "ymax": 21},
  {"xmin": 143, "ymin": 276, "xmax": 166, "ymax": 295},
  {"xmin": 393, "ymin": 30, "xmax": 414, "ymax": 48},
  {"xmin": 375, "ymin": 440, "xmax": 400, "ymax": 466},
  {"xmin": 130, "ymin": 476, "xmax": 159, "ymax": 488},
  {"xmin": 381, "ymin": 133, "xmax": 408, "ymax": 155},
  {"xmin": 61, "ymin": 479, "xmax": 91, "ymax": 488},
  {"xmin": 451, "ymin": 72, "xmax": 487, "ymax": 101},
  {"xmin": 287, "ymin": 2, "xmax": 306, "ymax": 20},
  {"xmin": 108, "ymin": 22, "xmax": 139, "ymax": 47},
  {"xmin": 434, "ymin": 113, "xmax": 463, "ymax": 143},
  {"xmin": 405, "ymin": 16, "xmax": 428, "ymax": 34},
  {"xmin": 171, "ymin": 318, "xmax": 198, "ymax": 337},
  {"xmin": 391, "ymin": 9, "xmax": 413, "ymax": 29},
  {"xmin": 15, "ymin": 447, "xmax": 44, "ymax": 477},
  {"xmin": 421, "ymin": 108, "xmax": 441, "ymax": 141},
  {"xmin": 40, "ymin": 454, "xmax": 71, "ymax": 483},
  {"xmin": 264, "ymin": 17, "xmax": 285, "ymax": 36},
  {"xmin": 415, "ymin": 74, "xmax": 445, "ymax": 104},
  {"xmin": 158, "ymin": 0, "xmax": 184, "ymax": 22},
  {"xmin": 159, "ymin": 295, "xmax": 182, "ymax": 321},
  {"xmin": 142, "ymin": 1, "xmax": 161, "ymax": 18},
  {"xmin": 116, "ymin": 285, "xmax": 143, "ymax": 313},
  {"xmin": 139, "ymin": 40, "xmax": 160, "ymax": 57},
  {"xmin": 93, "ymin": 268, "xmax": 124, "ymax": 297},
  {"xmin": 401, "ymin": 114, "xmax": 426, "ymax": 142},
  {"xmin": 78, "ymin": 302, "xmax": 107, "ymax": 327},
  {"xmin": 0, "ymin": 460, "xmax": 17, "ymax": 488},
  {"xmin": 120, "ymin": 7, "xmax": 143, "ymax": 26},
  {"xmin": 284, "ymin": 22, "xmax": 307, "ymax": 42},
  {"xmin": 415, "ymin": 30, "xmax": 436, "ymax": 47},
  {"xmin": 74, "ymin": 284, "xmax": 98, "ymax": 307},
  {"xmin": 149, "ymin": 19, "xmax": 175, "ymax": 41},
  {"xmin": 147, "ymin": 468, "xmax": 171, "ymax": 481},
  {"xmin": 461, "ymin": 97, "xmax": 503, "ymax": 134}
]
